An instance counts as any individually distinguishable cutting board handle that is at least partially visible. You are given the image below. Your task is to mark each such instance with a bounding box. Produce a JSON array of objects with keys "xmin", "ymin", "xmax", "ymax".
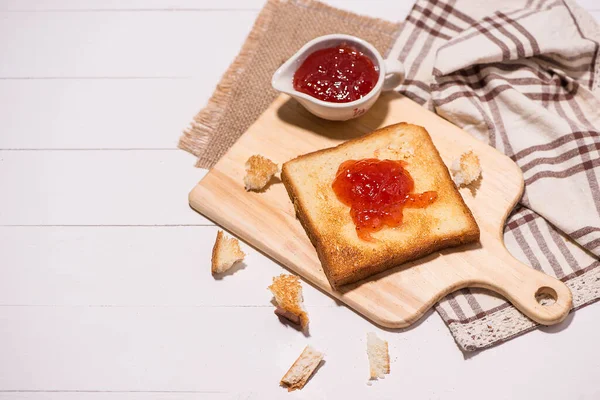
[{"xmin": 473, "ymin": 250, "xmax": 573, "ymax": 326}]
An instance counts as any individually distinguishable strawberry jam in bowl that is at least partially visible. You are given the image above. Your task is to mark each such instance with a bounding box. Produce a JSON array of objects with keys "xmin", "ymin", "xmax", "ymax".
[
  {"xmin": 332, "ymin": 158, "xmax": 437, "ymax": 241},
  {"xmin": 293, "ymin": 45, "xmax": 379, "ymax": 103},
  {"xmin": 272, "ymin": 34, "xmax": 405, "ymax": 121}
]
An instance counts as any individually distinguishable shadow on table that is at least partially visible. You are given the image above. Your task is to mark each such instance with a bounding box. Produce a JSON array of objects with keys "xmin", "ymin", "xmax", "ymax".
[{"xmin": 275, "ymin": 92, "xmax": 397, "ymax": 141}]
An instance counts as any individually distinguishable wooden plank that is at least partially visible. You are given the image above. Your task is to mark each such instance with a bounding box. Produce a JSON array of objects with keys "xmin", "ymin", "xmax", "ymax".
[
  {"xmin": 0, "ymin": 0, "xmax": 415, "ymax": 14},
  {"xmin": 0, "ymin": 0, "xmax": 266, "ymax": 10},
  {"xmin": 0, "ymin": 305, "xmax": 598, "ymax": 398},
  {"xmin": 0, "ymin": 11, "xmax": 257, "ymax": 77},
  {"xmin": 190, "ymin": 93, "xmax": 572, "ymax": 328},
  {"xmin": 0, "ymin": 150, "xmax": 209, "ymax": 225},
  {"xmin": 0, "ymin": 79, "xmax": 203, "ymax": 149},
  {"xmin": 2, "ymin": 0, "xmax": 594, "ymax": 16},
  {"xmin": 0, "ymin": 395, "xmax": 231, "ymax": 400},
  {"xmin": 0, "ymin": 226, "xmax": 336, "ymax": 306},
  {"xmin": 0, "ymin": 306, "xmax": 381, "ymax": 394}
]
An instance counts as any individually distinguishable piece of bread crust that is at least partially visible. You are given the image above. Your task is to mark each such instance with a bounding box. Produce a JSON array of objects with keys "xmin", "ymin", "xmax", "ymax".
[
  {"xmin": 451, "ymin": 150, "xmax": 481, "ymax": 187},
  {"xmin": 280, "ymin": 345, "xmax": 324, "ymax": 391},
  {"xmin": 268, "ymin": 274, "xmax": 309, "ymax": 329},
  {"xmin": 244, "ymin": 155, "xmax": 279, "ymax": 191},
  {"xmin": 281, "ymin": 123, "xmax": 480, "ymax": 288},
  {"xmin": 367, "ymin": 332, "xmax": 390, "ymax": 380},
  {"xmin": 211, "ymin": 231, "xmax": 245, "ymax": 274}
]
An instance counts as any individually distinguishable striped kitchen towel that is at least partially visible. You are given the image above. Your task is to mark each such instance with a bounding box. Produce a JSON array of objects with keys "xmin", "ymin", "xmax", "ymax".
[{"xmin": 391, "ymin": 0, "xmax": 600, "ymax": 350}]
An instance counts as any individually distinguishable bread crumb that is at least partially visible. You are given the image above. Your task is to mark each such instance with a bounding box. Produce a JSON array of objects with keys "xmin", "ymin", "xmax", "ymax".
[
  {"xmin": 367, "ymin": 332, "xmax": 390, "ymax": 380},
  {"xmin": 280, "ymin": 345, "xmax": 324, "ymax": 391},
  {"xmin": 211, "ymin": 231, "xmax": 245, "ymax": 274},
  {"xmin": 244, "ymin": 155, "xmax": 278, "ymax": 191},
  {"xmin": 451, "ymin": 150, "xmax": 481, "ymax": 187},
  {"xmin": 268, "ymin": 274, "xmax": 309, "ymax": 329}
]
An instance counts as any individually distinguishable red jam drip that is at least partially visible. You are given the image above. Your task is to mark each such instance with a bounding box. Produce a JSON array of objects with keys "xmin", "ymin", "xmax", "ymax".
[
  {"xmin": 293, "ymin": 45, "xmax": 379, "ymax": 103},
  {"xmin": 332, "ymin": 159, "xmax": 437, "ymax": 241}
]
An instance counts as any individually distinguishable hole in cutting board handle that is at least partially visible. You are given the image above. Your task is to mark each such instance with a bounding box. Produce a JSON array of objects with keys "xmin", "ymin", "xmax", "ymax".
[{"xmin": 535, "ymin": 286, "xmax": 558, "ymax": 306}]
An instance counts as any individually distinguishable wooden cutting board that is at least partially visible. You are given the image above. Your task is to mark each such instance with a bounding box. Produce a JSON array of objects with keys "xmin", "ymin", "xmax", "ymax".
[{"xmin": 189, "ymin": 92, "xmax": 573, "ymax": 328}]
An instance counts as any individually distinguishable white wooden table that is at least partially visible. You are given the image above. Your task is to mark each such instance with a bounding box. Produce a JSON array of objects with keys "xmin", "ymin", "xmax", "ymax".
[{"xmin": 1, "ymin": 1, "xmax": 600, "ymax": 399}]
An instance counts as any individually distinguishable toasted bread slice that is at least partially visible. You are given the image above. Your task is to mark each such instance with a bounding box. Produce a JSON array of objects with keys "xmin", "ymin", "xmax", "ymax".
[
  {"xmin": 211, "ymin": 231, "xmax": 245, "ymax": 274},
  {"xmin": 268, "ymin": 274, "xmax": 309, "ymax": 329},
  {"xmin": 280, "ymin": 345, "xmax": 324, "ymax": 391},
  {"xmin": 451, "ymin": 150, "xmax": 481, "ymax": 187},
  {"xmin": 244, "ymin": 155, "xmax": 279, "ymax": 191},
  {"xmin": 281, "ymin": 123, "xmax": 480, "ymax": 288},
  {"xmin": 367, "ymin": 332, "xmax": 390, "ymax": 380}
]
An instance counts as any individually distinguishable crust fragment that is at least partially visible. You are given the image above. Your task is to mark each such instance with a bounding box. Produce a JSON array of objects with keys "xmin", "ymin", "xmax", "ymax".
[
  {"xmin": 268, "ymin": 274, "xmax": 309, "ymax": 329},
  {"xmin": 244, "ymin": 155, "xmax": 279, "ymax": 191},
  {"xmin": 211, "ymin": 231, "xmax": 245, "ymax": 274},
  {"xmin": 280, "ymin": 346, "xmax": 324, "ymax": 391},
  {"xmin": 451, "ymin": 150, "xmax": 481, "ymax": 187},
  {"xmin": 367, "ymin": 332, "xmax": 390, "ymax": 380}
]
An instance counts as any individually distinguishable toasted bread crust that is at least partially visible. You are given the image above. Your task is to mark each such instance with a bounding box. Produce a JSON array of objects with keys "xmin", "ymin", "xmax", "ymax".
[
  {"xmin": 452, "ymin": 150, "xmax": 482, "ymax": 187},
  {"xmin": 280, "ymin": 346, "xmax": 324, "ymax": 391},
  {"xmin": 268, "ymin": 274, "xmax": 309, "ymax": 328},
  {"xmin": 281, "ymin": 123, "xmax": 480, "ymax": 288},
  {"xmin": 281, "ymin": 169, "xmax": 329, "ymax": 279},
  {"xmin": 211, "ymin": 230, "xmax": 245, "ymax": 274},
  {"xmin": 211, "ymin": 230, "xmax": 226, "ymax": 273},
  {"xmin": 244, "ymin": 155, "xmax": 278, "ymax": 191}
]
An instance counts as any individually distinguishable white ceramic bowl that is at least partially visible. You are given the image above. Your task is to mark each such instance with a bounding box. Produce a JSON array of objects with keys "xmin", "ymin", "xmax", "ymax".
[{"xmin": 271, "ymin": 34, "xmax": 405, "ymax": 121}]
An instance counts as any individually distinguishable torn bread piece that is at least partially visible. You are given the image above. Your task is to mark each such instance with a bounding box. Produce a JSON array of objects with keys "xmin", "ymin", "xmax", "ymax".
[
  {"xmin": 211, "ymin": 230, "xmax": 245, "ymax": 274},
  {"xmin": 281, "ymin": 345, "xmax": 324, "ymax": 391},
  {"xmin": 244, "ymin": 155, "xmax": 279, "ymax": 191},
  {"xmin": 268, "ymin": 274, "xmax": 309, "ymax": 329},
  {"xmin": 451, "ymin": 150, "xmax": 481, "ymax": 187},
  {"xmin": 367, "ymin": 332, "xmax": 390, "ymax": 380}
]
